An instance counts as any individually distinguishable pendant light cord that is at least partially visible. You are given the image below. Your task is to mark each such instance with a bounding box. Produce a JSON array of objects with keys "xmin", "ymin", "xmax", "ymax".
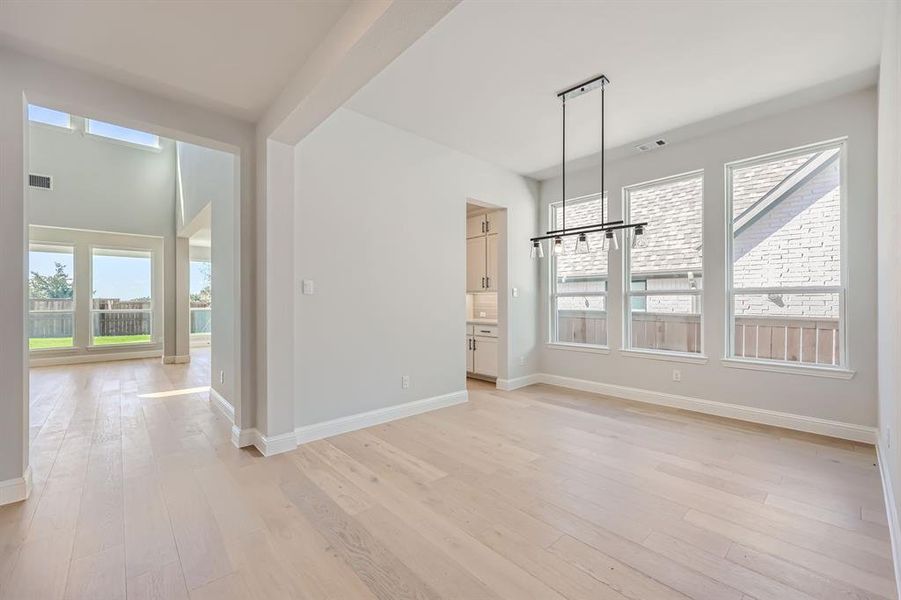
[
  {"xmin": 601, "ymin": 79, "xmax": 605, "ymax": 224},
  {"xmin": 562, "ymin": 95, "xmax": 566, "ymax": 233}
]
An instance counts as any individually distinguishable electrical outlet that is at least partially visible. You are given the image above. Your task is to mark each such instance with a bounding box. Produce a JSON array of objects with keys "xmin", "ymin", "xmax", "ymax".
[
  {"xmin": 512, "ymin": 287, "xmax": 519, "ymax": 298},
  {"xmin": 519, "ymin": 356, "xmax": 526, "ymax": 366},
  {"xmin": 219, "ymin": 370, "xmax": 225, "ymax": 384},
  {"xmin": 302, "ymin": 280, "xmax": 314, "ymax": 295},
  {"xmin": 672, "ymin": 369, "xmax": 681, "ymax": 382},
  {"xmin": 401, "ymin": 375, "xmax": 410, "ymax": 389}
]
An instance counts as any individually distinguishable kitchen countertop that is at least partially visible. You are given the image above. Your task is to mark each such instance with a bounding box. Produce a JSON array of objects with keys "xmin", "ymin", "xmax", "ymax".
[{"xmin": 467, "ymin": 319, "xmax": 498, "ymax": 326}]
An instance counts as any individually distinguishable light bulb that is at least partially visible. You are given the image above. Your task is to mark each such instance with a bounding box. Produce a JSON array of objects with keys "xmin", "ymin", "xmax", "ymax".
[
  {"xmin": 530, "ymin": 240, "xmax": 544, "ymax": 259},
  {"xmin": 553, "ymin": 237, "xmax": 565, "ymax": 256},
  {"xmin": 575, "ymin": 233, "xmax": 590, "ymax": 254}
]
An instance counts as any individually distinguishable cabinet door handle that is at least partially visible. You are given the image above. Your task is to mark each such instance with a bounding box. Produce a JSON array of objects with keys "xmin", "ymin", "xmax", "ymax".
[
  {"xmin": 481, "ymin": 220, "xmax": 485, "ymax": 233},
  {"xmin": 473, "ymin": 338, "xmax": 477, "ymax": 351},
  {"xmin": 485, "ymin": 219, "xmax": 489, "ymax": 233},
  {"xmin": 485, "ymin": 276, "xmax": 490, "ymax": 289}
]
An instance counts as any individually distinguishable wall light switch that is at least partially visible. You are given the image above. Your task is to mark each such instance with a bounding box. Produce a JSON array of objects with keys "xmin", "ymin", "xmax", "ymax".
[
  {"xmin": 672, "ymin": 369, "xmax": 681, "ymax": 382},
  {"xmin": 302, "ymin": 280, "xmax": 314, "ymax": 295}
]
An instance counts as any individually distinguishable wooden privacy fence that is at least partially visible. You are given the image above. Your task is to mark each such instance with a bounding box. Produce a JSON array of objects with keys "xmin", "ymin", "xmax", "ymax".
[
  {"xmin": 556, "ymin": 310, "xmax": 840, "ymax": 365},
  {"xmin": 92, "ymin": 312, "xmax": 151, "ymax": 337}
]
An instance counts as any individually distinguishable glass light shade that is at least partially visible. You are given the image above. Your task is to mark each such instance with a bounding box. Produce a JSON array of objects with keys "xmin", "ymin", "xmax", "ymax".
[
  {"xmin": 604, "ymin": 230, "xmax": 619, "ymax": 251},
  {"xmin": 553, "ymin": 237, "xmax": 565, "ymax": 255},
  {"xmin": 575, "ymin": 233, "xmax": 590, "ymax": 254},
  {"xmin": 631, "ymin": 226, "xmax": 647, "ymax": 249},
  {"xmin": 530, "ymin": 240, "xmax": 545, "ymax": 259},
  {"xmin": 610, "ymin": 230, "xmax": 620, "ymax": 251}
]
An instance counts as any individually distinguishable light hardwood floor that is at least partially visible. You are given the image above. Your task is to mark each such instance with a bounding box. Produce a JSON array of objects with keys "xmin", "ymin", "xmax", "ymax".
[{"xmin": 1, "ymin": 351, "xmax": 895, "ymax": 599}]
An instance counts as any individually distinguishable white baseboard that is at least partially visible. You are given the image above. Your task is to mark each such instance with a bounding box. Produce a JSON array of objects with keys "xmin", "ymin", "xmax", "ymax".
[
  {"xmin": 255, "ymin": 431, "xmax": 298, "ymax": 457},
  {"xmin": 0, "ymin": 466, "xmax": 32, "ymax": 506},
  {"xmin": 876, "ymin": 443, "xmax": 901, "ymax": 598},
  {"xmin": 231, "ymin": 425, "xmax": 256, "ymax": 448},
  {"xmin": 30, "ymin": 349, "xmax": 161, "ymax": 367},
  {"xmin": 496, "ymin": 374, "xmax": 543, "ymax": 391},
  {"xmin": 209, "ymin": 388, "xmax": 235, "ymax": 423},
  {"xmin": 295, "ymin": 389, "xmax": 469, "ymax": 445},
  {"xmin": 877, "ymin": 443, "xmax": 901, "ymax": 600},
  {"xmin": 162, "ymin": 354, "xmax": 191, "ymax": 364},
  {"xmin": 532, "ymin": 373, "xmax": 877, "ymax": 444}
]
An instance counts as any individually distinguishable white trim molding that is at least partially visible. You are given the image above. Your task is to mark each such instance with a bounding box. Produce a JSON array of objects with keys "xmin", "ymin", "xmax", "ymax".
[
  {"xmin": 255, "ymin": 431, "xmax": 298, "ymax": 457},
  {"xmin": 209, "ymin": 388, "xmax": 235, "ymax": 423},
  {"xmin": 496, "ymin": 374, "xmax": 543, "ymax": 391},
  {"xmin": 231, "ymin": 426, "xmax": 256, "ymax": 449},
  {"xmin": 162, "ymin": 354, "xmax": 191, "ymax": 364},
  {"xmin": 30, "ymin": 349, "xmax": 161, "ymax": 367},
  {"xmin": 0, "ymin": 466, "xmax": 32, "ymax": 506},
  {"xmin": 534, "ymin": 373, "xmax": 876, "ymax": 444},
  {"xmin": 877, "ymin": 443, "xmax": 901, "ymax": 600},
  {"xmin": 721, "ymin": 358, "xmax": 855, "ymax": 380},
  {"xmin": 620, "ymin": 348, "xmax": 709, "ymax": 364},
  {"xmin": 295, "ymin": 390, "xmax": 468, "ymax": 445}
]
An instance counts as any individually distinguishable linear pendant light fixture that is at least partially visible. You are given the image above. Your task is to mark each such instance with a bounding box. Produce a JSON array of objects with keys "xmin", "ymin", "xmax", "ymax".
[{"xmin": 530, "ymin": 74, "xmax": 646, "ymax": 258}]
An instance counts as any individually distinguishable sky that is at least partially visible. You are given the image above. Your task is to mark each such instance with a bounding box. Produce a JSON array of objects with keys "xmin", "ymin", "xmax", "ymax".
[{"xmin": 29, "ymin": 250, "xmax": 210, "ymax": 299}]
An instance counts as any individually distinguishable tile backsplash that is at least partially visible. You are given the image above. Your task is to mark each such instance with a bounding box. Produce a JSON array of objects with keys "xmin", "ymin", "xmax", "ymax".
[{"xmin": 467, "ymin": 292, "xmax": 498, "ymax": 320}]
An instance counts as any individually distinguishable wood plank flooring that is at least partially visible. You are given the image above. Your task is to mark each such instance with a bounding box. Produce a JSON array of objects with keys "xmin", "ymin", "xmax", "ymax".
[{"xmin": 1, "ymin": 351, "xmax": 895, "ymax": 599}]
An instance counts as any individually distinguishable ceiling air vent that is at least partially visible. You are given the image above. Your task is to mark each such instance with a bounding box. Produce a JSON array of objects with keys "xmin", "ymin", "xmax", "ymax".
[
  {"xmin": 29, "ymin": 174, "xmax": 52, "ymax": 190},
  {"xmin": 635, "ymin": 138, "xmax": 667, "ymax": 153}
]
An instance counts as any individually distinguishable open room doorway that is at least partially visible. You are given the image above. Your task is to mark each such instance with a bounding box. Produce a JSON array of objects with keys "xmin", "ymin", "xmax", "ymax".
[
  {"xmin": 25, "ymin": 102, "xmax": 240, "ymax": 441},
  {"xmin": 465, "ymin": 201, "xmax": 505, "ymax": 387}
]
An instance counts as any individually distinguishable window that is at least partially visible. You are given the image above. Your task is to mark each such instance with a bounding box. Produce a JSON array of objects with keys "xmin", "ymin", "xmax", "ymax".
[
  {"xmin": 727, "ymin": 141, "xmax": 845, "ymax": 367},
  {"xmin": 86, "ymin": 119, "xmax": 159, "ymax": 148},
  {"xmin": 190, "ymin": 260, "xmax": 212, "ymax": 335},
  {"xmin": 28, "ymin": 244, "xmax": 75, "ymax": 350},
  {"xmin": 549, "ymin": 194, "xmax": 607, "ymax": 346},
  {"xmin": 624, "ymin": 172, "xmax": 704, "ymax": 355},
  {"xmin": 28, "ymin": 104, "xmax": 71, "ymax": 129},
  {"xmin": 91, "ymin": 248, "xmax": 153, "ymax": 345}
]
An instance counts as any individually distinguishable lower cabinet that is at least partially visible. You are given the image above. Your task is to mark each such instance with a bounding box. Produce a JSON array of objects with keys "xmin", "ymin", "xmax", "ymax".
[{"xmin": 466, "ymin": 324, "xmax": 498, "ymax": 378}]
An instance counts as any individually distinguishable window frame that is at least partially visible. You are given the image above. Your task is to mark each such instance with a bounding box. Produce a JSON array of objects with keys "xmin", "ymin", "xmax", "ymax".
[
  {"xmin": 548, "ymin": 192, "xmax": 609, "ymax": 350},
  {"xmin": 622, "ymin": 170, "xmax": 705, "ymax": 358},
  {"xmin": 189, "ymin": 258, "xmax": 212, "ymax": 337},
  {"xmin": 724, "ymin": 138, "xmax": 850, "ymax": 374},
  {"xmin": 89, "ymin": 245, "xmax": 156, "ymax": 348},
  {"xmin": 27, "ymin": 242, "xmax": 76, "ymax": 352},
  {"xmin": 85, "ymin": 118, "xmax": 161, "ymax": 150}
]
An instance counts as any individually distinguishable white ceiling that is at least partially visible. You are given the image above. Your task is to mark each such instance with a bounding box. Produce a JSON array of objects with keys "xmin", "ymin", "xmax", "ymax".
[
  {"xmin": 347, "ymin": 0, "xmax": 886, "ymax": 178},
  {"xmin": 0, "ymin": 0, "xmax": 351, "ymax": 120}
]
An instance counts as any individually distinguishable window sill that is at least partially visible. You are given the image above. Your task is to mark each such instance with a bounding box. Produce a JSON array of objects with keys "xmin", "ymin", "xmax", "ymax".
[
  {"xmin": 620, "ymin": 348, "xmax": 708, "ymax": 364},
  {"xmin": 546, "ymin": 342, "xmax": 610, "ymax": 355},
  {"xmin": 721, "ymin": 358, "xmax": 855, "ymax": 380},
  {"xmin": 87, "ymin": 342, "xmax": 159, "ymax": 351},
  {"xmin": 29, "ymin": 346, "xmax": 78, "ymax": 354}
]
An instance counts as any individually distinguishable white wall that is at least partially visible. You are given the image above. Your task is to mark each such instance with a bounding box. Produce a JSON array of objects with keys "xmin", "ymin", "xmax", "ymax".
[
  {"xmin": 877, "ymin": 0, "xmax": 901, "ymax": 573},
  {"xmin": 293, "ymin": 108, "xmax": 538, "ymax": 426},
  {"xmin": 176, "ymin": 142, "xmax": 239, "ymax": 405},
  {"xmin": 539, "ymin": 88, "xmax": 878, "ymax": 427}
]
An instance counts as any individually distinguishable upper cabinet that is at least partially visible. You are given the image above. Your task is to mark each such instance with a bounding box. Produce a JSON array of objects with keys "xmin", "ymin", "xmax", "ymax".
[
  {"xmin": 466, "ymin": 210, "xmax": 501, "ymax": 292},
  {"xmin": 466, "ymin": 212, "xmax": 499, "ymax": 239}
]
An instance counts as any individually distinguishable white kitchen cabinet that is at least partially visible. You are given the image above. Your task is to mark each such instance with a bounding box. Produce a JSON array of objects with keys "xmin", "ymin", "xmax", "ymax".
[
  {"xmin": 467, "ymin": 214, "xmax": 486, "ymax": 238},
  {"xmin": 466, "ymin": 237, "xmax": 487, "ymax": 292},
  {"xmin": 467, "ymin": 210, "xmax": 500, "ymax": 292},
  {"xmin": 472, "ymin": 335, "xmax": 498, "ymax": 377},
  {"xmin": 466, "ymin": 335, "xmax": 474, "ymax": 372},
  {"xmin": 486, "ymin": 233, "xmax": 498, "ymax": 292}
]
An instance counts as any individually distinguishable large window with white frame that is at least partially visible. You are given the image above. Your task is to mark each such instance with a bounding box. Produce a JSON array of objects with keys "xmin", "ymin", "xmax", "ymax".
[
  {"xmin": 624, "ymin": 172, "xmax": 704, "ymax": 355},
  {"xmin": 726, "ymin": 140, "xmax": 845, "ymax": 368},
  {"xmin": 549, "ymin": 193, "xmax": 608, "ymax": 347},
  {"xmin": 91, "ymin": 248, "xmax": 153, "ymax": 345}
]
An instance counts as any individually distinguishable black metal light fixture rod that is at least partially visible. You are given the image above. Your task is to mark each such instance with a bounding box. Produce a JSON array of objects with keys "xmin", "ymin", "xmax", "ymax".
[
  {"xmin": 530, "ymin": 221, "xmax": 647, "ymax": 243},
  {"xmin": 545, "ymin": 220, "xmax": 623, "ymax": 236}
]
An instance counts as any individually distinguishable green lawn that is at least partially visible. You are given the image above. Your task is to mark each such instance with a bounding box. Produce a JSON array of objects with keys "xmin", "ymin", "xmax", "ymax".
[
  {"xmin": 29, "ymin": 334, "xmax": 151, "ymax": 350},
  {"xmin": 93, "ymin": 335, "xmax": 152, "ymax": 346},
  {"xmin": 29, "ymin": 337, "xmax": 73, "ymax": 350}
]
